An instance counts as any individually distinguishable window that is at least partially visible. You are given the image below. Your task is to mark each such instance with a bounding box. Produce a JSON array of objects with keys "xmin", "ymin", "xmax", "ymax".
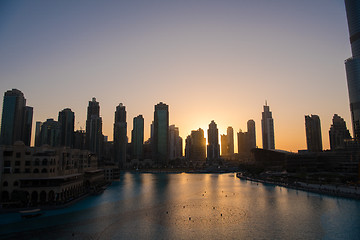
[
  {"xmin": 15, "ymin": 161, "xmax": 20, "ymax": 166},
  {"xmin": 3, "ymin": 181, "xmax": 8, "ymax": 187},
  {"xmin": 25, "ymin": 151, "xmax": 31, "ymax": 155},
  {"xmin": 41, "ymin": 168, "xmax": 47, "ymax": 173},
  {"xmin": 42, "ymin": 158, "xmax": 48, "ymax": 166},
  {"xmin": 3, "ymin": 151, "xmax": 13, "ymax": 157},
  {"xmin": 16, "ymin": 152, "xmax": 21, "ymax": 158},
  {"xmin": 4, "ymin": 161, "xmax": 11, "ymax": 167},
  {"xmin": 33, "ymin": 169, "xmax": 39, "ymax": 173},
  {"xmin": 13, "ymin": 181, "xmax": 19, "ymax": 186},
  {"xmin": 25, "ymin": 161, "xmax": 31, "ymax": 166},
  {"xmin": 34, "ymin": 159, "xmax": 40, "ymax": 166},
  {"xmin": 14, "ymin": 168, "xmax": 20, "ymax": 173}
]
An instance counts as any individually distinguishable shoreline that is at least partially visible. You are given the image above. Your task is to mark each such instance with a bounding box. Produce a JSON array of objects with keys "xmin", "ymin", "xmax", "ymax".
[{"xmin": 236, "ymin": 173, "xmax": 360, "ymax": 200}]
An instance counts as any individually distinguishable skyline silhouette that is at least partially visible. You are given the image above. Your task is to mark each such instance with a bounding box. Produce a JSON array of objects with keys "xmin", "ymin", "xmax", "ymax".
[{"xmin": 0, "ymin": 0, "xmax": 351, "ymax": 151}]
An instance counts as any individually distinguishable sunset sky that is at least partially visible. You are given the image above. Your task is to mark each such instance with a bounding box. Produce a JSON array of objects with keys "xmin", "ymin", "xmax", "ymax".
[{"xmin": 0, "ymin": 0, "xmax": 352, "ymax": 152}]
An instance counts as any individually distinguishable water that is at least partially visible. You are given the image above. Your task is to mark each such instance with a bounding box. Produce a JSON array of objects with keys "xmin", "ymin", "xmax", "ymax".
[{"xmin": 1, "ymin": 173, "xmax": 360, "ymax": 239}]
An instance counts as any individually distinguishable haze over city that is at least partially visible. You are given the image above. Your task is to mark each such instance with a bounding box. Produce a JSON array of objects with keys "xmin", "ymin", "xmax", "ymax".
[{"xmin": 0, "ymin": 0, "xmax": 351, "ymax": 151}]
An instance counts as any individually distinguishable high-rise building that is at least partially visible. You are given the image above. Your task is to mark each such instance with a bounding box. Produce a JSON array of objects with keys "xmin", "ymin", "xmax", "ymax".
[
  {"xmin": 0, "ymin": 89, "xmax": 33, "ymax": 146},
  {"xmin": 345, "ymin": 0, "xmax": 360, "ymax": 140},
  {"xmin": 221, "ymin": 134, "xmax": 228, "ymax": 156},
  {"xmin": 329, "ymin": 114, "xmax": 352, "ymax": 150},
  {"xmin": 185, "ymin": 128, "xmax": 206, "ymax": 163},
  {"xmin": 226, "ymin": 127, "xmax": 234, "ymax": 155},
  {"xmin": 169, "ymin": 124, "xmax": 182, "ymax": 160},
  {"xmin": 237, "ymin": 130, "xmax": 248, "ymax": 154},
  {"xmin": 305, "ymin": 115, "xmax": 323, "ymax": 152},
  {"xmin": 39, "ymin": 118, "xmax": 61, "ymax": 147},
  {"xmin": 114, "ymin": 103, "xmax": 127, "ymax": 167},
  {"xmin": 86, "ymin": 98, "xmax": 103, "ymax": 158},
  {"xmin": 261, "ymin": 102, "xmax": 275, "ymax": 150},
  {"xmin": 152, "ymin": 102, "xmax": 169, "ymax": 166},
  {"xmin": 58, "ymin": 108, "xmax": 75, "ymax": 147},
  {"xmin": 131, "ymin": 115, "xmax": 144, "ymax": 160},
  {"xmin": 247, "ymin": 120, "xmax": 256, "ymax": 150},
  {"xmin": 35, "ymin": 121, "xmax": 42, "ymax": 147},
  {"xmin": 207, "ymin": 120, "xmax": 220, "ymax": 160}
]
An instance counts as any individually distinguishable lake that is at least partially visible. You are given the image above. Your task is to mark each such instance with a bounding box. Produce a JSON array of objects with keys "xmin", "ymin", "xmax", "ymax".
[{"xmin": 1, "ymin": 172, "xmax": 360, "ymax": 239}]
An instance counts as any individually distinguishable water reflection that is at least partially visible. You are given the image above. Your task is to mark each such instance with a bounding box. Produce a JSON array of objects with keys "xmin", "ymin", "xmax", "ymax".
[{"xmin": 1, "ymin": 173, "xmax": 360, "ymax": 239}]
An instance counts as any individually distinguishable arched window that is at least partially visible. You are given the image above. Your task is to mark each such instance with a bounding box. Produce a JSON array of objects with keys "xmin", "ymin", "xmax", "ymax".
[
  {"xmin": 41, "ymin": 168, "xmax": 47, "ymax": 173},
  {"xmin": 42, "ymin": 158, "xmax": 48, "ymax": 166},
  {"xmin": 33, "ymin": 168, "xmax": 39, "ymax": 173}
]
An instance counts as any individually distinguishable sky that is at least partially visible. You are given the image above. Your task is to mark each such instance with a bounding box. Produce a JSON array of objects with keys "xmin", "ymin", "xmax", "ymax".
[{"xmin": 0, "ymin": 0, "xmax": 352, "ymax": 152}]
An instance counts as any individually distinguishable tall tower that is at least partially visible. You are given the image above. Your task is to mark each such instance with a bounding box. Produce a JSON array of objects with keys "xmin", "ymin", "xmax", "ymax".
[
  {"xmin": 0, "ymin": 89, "xmax": 33, "ymax": 146},
  {"xmin": 114, "ymin": 103, "xmax": 127, "ymax": 167},
  {"xmin": 207, "ymin": 120, "xmax": 220, "ymax": 160},
  {"xmin": 247, "ymin": 119, "xmax": 256, "ymax": 150},
  {"xmin": 131, "ymin": 115, "xmax": 144, "ymax": 160},
  {"xmin": 345, "ymin": 0, "xmax": 360, "ymax": 140},
  {"xmin": 186, "ymin": 128, "xmax": 206, "ymax": 162},
  {"xmin": 86, "ymin": 97, "xmax": 103, "ymax": 158},
  {"xmin": 261, "ymin": 102, "xmax": 275, "ymax": 150},
  {"xmin": 227, "ymin": 126, "xmax": 234, "ymax": 155},
  {"xmin": 58, "ymin": 108, "xmax": 75, "ymax": 147},
  {"xmin": 169, "ymin": 124, "xmax": 182, "ymax": 160},
  {"xmin": 152, "ymin": 102, "xmax": 169, "ymax": 166},
  {"xmin": 305, "ymin": 115, "xmax": 323, "ymax": 152},
  {"xmin": 329, "ymin": 114, "xmax": 352, "ymax": 150},
  {"xmin": 39, "ymin": 118, "xmax": 61, "ymax": 147}
]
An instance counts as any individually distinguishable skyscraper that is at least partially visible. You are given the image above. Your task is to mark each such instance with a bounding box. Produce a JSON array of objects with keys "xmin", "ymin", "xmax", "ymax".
[
  {"xmin": 227, "ymin": 127, "xmax": 234, "ymax": 155},
  {"xmin": 247, "ymin": 119, "xmax": 256, "ymax": 150},
  {"xmin": 152, "ymin": 102, "xmax": 169, "ymax": 166},
  {"xmin": 131, "ymin": 115, "xmax": 144, "ymax": 160},
  {"xmin": 237, "ymin": 130, "xmax": 248, "ymax": 154},
  {"xmin": 169, "ymin": 124, "xmax": 182, "ymax": 160},
  {"xmin": 185, "ymin": 128, "xmax": 206, "ymax": 163},
  {"xmin": 35, "ymin": 121, "xmax": 42, "ymax": 147},
  {"xmin": 39, "ymin": 118, "xmax": 61, "ymax": 147},
  {"xmin": 345, "ymin": 0, "xmax": 360, "ymax": 140},
  {"xmin": 114, "ymin": 103, "xmax": 127, "ymax": 167},
  {"xmin": 221, "ymin": 134, "xmax": 228, "ymax": 156},
  {"xmin": 261, "ymin": 102, "xmax": 275, "ymax": 150},
  {"xmin": 58, "ymin": 108, "xmax": 75, "ymax": 147},
  {"xmin": 86, "ymin": 98, "xmax": 103, "ymax": 158},
  {"xmin": 329, "ymin": 114, "xmax": 352, "ymax": 150},
  {"xmin": 0, "ymin": 89, "xmax": 33, "ymax": 146},
  {"xmin": 207, "ymin": 120, "xmax": 220, "ymax": 160},
  {"xmin": 305, "ymin": 115, "xmax": 323, "ymax": 152}
]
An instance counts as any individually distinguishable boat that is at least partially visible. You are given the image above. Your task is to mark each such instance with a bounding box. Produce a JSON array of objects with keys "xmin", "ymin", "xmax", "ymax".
[{"xmin": 19, "ymin": 209, "xmax": 43, "ymax": 219}]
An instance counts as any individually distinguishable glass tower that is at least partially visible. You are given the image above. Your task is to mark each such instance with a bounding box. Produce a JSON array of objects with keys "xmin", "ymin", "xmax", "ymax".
[{"xmin": 345, "ymin": 0, "xmax": 360, "ymax": 140}]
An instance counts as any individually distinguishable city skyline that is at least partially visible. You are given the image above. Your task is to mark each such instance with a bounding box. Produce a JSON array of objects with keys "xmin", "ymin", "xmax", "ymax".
[{"xmin": 0, "ymin": 0, "xmax": 351, "ymax": 152}]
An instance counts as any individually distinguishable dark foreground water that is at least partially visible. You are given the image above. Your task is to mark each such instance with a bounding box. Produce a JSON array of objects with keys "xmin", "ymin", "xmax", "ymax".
[{"xmin": 1, "ymin": 173, "xmax": 360, "ymax": 239}]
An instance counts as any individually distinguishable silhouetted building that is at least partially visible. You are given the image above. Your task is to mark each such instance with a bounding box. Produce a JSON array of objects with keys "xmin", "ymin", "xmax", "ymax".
[
  {"xmin": 74, "ymin": 130, "xmax": 86, "ymax": 150},
  {"xmin": 261, "ymin": 102, "xmax": 275, "ymax": 150},
  {"xmin": 227, "ymin": 127, "xmax": 234, "ymax": 155},
  {"xmin": 221, "ymin": 134, "xmax": 228, "ymax": 156},
  {"xmin": 207, "ymin": 120, "xmax": 220, "ymax": 160},
  {"xmin": 35, "ymin": 121, "xmax": 42, "ymax": 147},
  {"xmin": 169, "ymin": 125, "xmax": 182, "ymax": 160},
  {"xmin": 329, "ymin": 114, "xmax": 352, "ymax": 150},
  {"xmin": 86, "ymin": 98, "xmax": 103, "ymax": 158},
  {"xmin": 305, "ymin": 115, "xmax": 322, "ymax": 152},
  {"xmin": 114, "ymin": 103, "xmax": 127, "ymax": 167},
  {"xmin": 345, "ymin": 0, "xmax": 360, "ymax": 140},
  {"xmin": 39, "ymin": 119, "xmax": 61, "ymax": 147},
  {"xmin": 247, "ymin": 119, "xmax": 256, "ymax": 150},
  {"xmin": 152, "ymin": 102, "xmax": 169, "ymax": 166},
  {"xmin": 131, "ymin": 115, "xmax": 144, "ymax": 160},
  {"xmin": 237, "ymin": 130, "xmax": 248, "ymax": 154},
  {"xmin": 186, "ymin": 128, "xmax": 206, "ymax": 163},
  {"xmin": 0, "ymin": 89, "xmax": 33, "ymax": 146},
  {"xmin": 58, "ymin": 108, "xmax": 74, "ymax": 147}
]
